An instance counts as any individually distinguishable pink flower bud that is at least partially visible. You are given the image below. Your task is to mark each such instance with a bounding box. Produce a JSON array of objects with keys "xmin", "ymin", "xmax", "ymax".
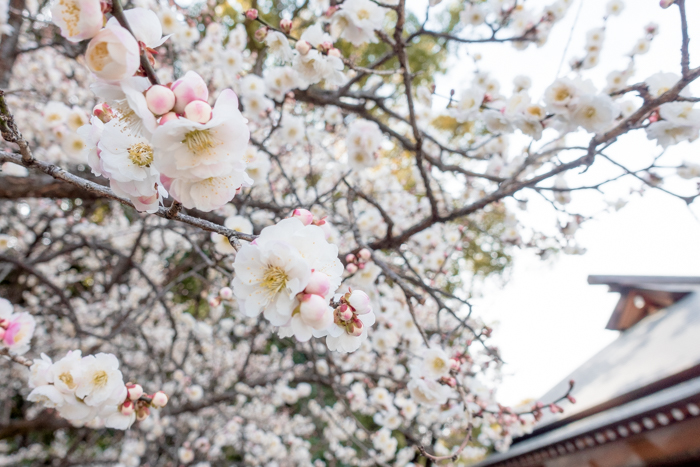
[
  {"xmin": 245, "ymin": 8, "xmax": 258, "ymax": 20},
  {"xmin": 255, "ymin": 27, "xmax": 268, "ymax": 41},
  {"xmin": 444, "ymin": 377, "xmax": 457, "ymax": 388},
  {"xmin": 151, "ymin": 391, "xmax": 169, "ymax": 408},
  {"xmin": 328, "ymin": 48, "xmax": 341, "ymax": 58},
  {"xmin": 0, "ymin": 328, "xmax": 5, "ymax": 340},
  {"xmin": 357, "ymin": 262, "xmax": 365, "ymax": 269},
  {"xmin": 299, "ymin": 294, "xmax": 332, "ymax": 329},
  {"xmin": 159, "ymin": 112, "xmax": 179, "ymax": 125},
  {"xmin": 659, "ymin": 0, "xmax": 674, "ymax": 8},
  {"xmin": 449, "ymin": 359, "xmax": 460, "ymax": 371},
  {"xmin": 172, "ymin": 71, "xmax": 209, "ymax": 114},
  {"xmin": 347, "ymin": 290, "xmax": 371, "ymax": 314},
  {"xmin": 346, "ymin": 263, "xmax": 358, "ymax": 274},
  {"xmin": 304, "ymin": 271, "xmax": 331, "ymax": 296},
  {"xmin": 145, "ymin": 85, "xmax": 176, "ymax": 115},
  {"xmin": 280, "ymin": 19, "xmax": 292, "ymax": 34},
  {"xmin": 345, "ymin": 254, "xmax": 356, "ymax": 263},
  {"xmin": 121, "ymin": 400, "xmax": 135, "ymax": 416},
  {"xmin": 184, "ymin": 100, "xmax": 213, "ymax": 123},
  {"xmin": 208, "ymin": 296, "xmax": 221, "ymax": 307},
  {"xmin": 127, "ymin": 383, "xmax": 144, "ymax": 400},
  {"xmin": 295, "ymin": 40, "xmax": 311, "ymax": 56},
  {"xmin": 337, "ymin": 305, "xmax": 353, "ymax": 321},
  {"xmin": 358, "ymin": 248, "xmax": 371, "ymax": 261},
  {"xmin": 318, "ymin": 41, "xmax": 332, "ymax": 53},
  {"xmin": 219, "ymin": 287, "xmax": 233, "ymax": 300},
  {"xmin": 291, "ymin": 208, "xmax": 314, "ymax": 225},
  {"xmin": 136, "ymin": 405, "xmax": 150, "ymax": 421}
]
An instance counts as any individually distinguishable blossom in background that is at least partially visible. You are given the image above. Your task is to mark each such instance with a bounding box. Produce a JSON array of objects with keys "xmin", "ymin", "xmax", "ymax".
[
  {"xmin": 331, "ymin": 0, "xmax": 388, "ymax": 46},
  {"xmin": 0, "ymin": 298, "xmax": 36, "ymax": 355},
  {"xmin": 50, "ymin": 0, "xmax": 103, "ymax": 42},
  {"xmin": 346, "ymin": 119, "xmax": 382, "ymax": 170}
]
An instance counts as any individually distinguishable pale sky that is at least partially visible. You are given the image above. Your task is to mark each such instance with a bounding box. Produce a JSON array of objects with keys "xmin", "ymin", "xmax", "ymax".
[{"xmin": 427, "ymin": 0, "xmax": 700, "ymax": 405}]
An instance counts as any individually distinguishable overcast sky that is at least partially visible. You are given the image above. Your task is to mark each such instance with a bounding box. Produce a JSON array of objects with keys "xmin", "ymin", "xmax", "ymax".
[{"xmin": 424, "ymin": 0, "xmax": 700, "ymax": 405}]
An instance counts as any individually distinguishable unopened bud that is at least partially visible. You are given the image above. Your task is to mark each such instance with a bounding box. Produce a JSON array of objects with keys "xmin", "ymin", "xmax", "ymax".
[
  {"xmin": 345, "ymin": 254, "xmax": 356, "ymax": 263},
  {"xmin": 348, "ymin": 319, "xmax": 363, "ymax": 336},
  {"xmin": 328, "ymin": 48, "xmax": 341, "ymax": 58},
  {"xmin": 305, "ymin": 271, "xmax": 331, "ymax": 296},
  {"xmin": 318, "ymin": 41, "xmax": 332, "ymax": 53},
  {"xmin": 337, "ymin": 304, "xmax": 353, "ymax": 321},
  {"xmin": 219, "ymin": 287, "xmax": 233, "ymax": 300},
  {"xmin": 291, "ymin": 208, "xmax": 314, "ymax": 225},
  {"xmin": 449, "ymin": 359, "xmax": 460, "ymax": 371},
  {"xmin": 659, "ymin": 0, "xmax": 674, "ymax": 8},
  {"xmin": 280, "ymin": 19, "xmax": 292, "ymax": 34},
  {"xmin": 184, "ymin": 100, "xmax": 212, "ymax": 124},
  {"xmin": 255, "ymin": 27, "xmax": 268, "ymax": 41},
  {"xmin": 295, "ymin": 40, "xmax": 311, "ymax": 55},
  {"xmin": 444, "ymin": 377, "xmax": 457, "ymax": 388},
  {"xmin": 136, "ymin": 405, "xmax": 150, "ymax": 421},
  {"xmin": 93, "ymin": 103, "xmax": 114, "ymax": 123},
  {"xmin": 245, "ymin": 8, "xmax": 258, "ymax": 20},
  {"xmin": 127, "ymin": 383, "xmax": 144, "ymax": 401},
  {"xmin": 358, "ymin": 248, "xmax": 371, "ymax": 261},
  {"xmin": 151, "ymin": 391, "xmax": 169, "ymax": 408},
  {"xmin": 299, "ymin": 294, "xmax": 332, "ymax": 329},
  {"xmin": 347, "ymin": 289, "xmax": 371, "ymax": 314},
  {"xmin": 146, "ymin": 85, "xmax": 176, "ymax": 115},
  {"xmin": 121, "ymin": 399, "xmax": 135, "ymax": 416},
  {"xmin": 159, "ymin": 112, "xmax": 179, "ymax": 125},
  {"xmin": 346, "ymin": 263, "xmax": 358, "ymax": 274},
  {"xmin": 208, "ymin": 296, "xmax": 221, "ymax": 307},
  {"xmin": 567, "ymin": 395, "xmax": 577, "ymax": 404}
]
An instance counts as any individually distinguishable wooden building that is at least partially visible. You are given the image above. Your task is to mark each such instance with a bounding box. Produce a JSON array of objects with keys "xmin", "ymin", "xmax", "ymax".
[{"xmin": 477, "ymin": 276, "xmax": 700, "ymax": 467}]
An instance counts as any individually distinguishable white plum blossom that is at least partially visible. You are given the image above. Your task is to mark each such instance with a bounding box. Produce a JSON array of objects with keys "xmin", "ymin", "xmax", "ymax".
[
  {"xmin": 232, "ymin": 218, "xmax": 343, "ymax": 329},
  {"xmin": 0, "ymin": 297, "xmax": 36, "ymax": 355},
  {"xmin": 85, "ymin": 23, "xmax": 140, "ymax": 81},
  {"xmin": 570, "ymin": 94, "xmax": 617, "ymax": 133},
  {"xmin": 408, "ymin": 378, "xmax": 451, "ymax": 406}
]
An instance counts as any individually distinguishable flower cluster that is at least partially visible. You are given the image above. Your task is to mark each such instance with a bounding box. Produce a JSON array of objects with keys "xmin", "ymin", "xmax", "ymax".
[{"xmin": 27, "ymin": 350, "xmax": 168, "ymax": 430}]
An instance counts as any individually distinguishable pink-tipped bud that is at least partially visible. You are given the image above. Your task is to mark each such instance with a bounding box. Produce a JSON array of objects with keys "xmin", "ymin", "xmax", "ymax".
[
  {"xmin": 304, "ymin": 271, "xmax": 331, "ymax": 296},
  {"xmin": 328, "ymin": 48, "xmax": 341, "ymax": 58},
  {"xmin": 358, "ymin": 262, "xmax": 365, "ymax": 269},
  {"xmin": 151, "ymin": 391, "xmax": 169, "ymax": 408},
  {"xmin": 295, "ymin": 40, "xmax": 311, "ymax": 56},
  {"xmin": 449, "ymin": 359, "xmax": 460, "ymax": 371},
  {"xmin": 121, "ymin": 400, "xmax": 135, "ymax": 416},
  {"xmin": 567, "ymin": 395, "xmax": 577, "ymax": 404},
  {"xmin": 159, "ymin": 112, "xmax": 179, "ymax": 125},
  {"xmin": 337, "ymin": 304, "xmax": 353, "ymax": 321},
  {"xmin": 659, "ymin": 0, "xmax": 674, "ymax": 8},
  {"xmin": 136, "ymin": 405, "xmax": 150, "ymax": 421},
  {"xmin": 346, "ymin": 263, "xmax": 358, "ymax": 274},
  {"xmin": 184, "ymin": 100, "xmax": 212, "ymax": 124},
  {"xmin": 318, "ymin": 41, "xmax": 332, "ymax": 53},
  {"xmin": 146, "ymin": 85, "xmax": 176, "ymax": 115},
  {"xmin": 208, "ymin": 296, "xmax": 221, "ymax": 307},
  {"xmin": 347, "ymin": 289, "xmax": 371, "ymax": 314},
  {"xmin": 345, "ymin": 254, "xmax": 356, "ymax": 263},
  {"xmin": 444, "ymin": 377, "xmax": 457, "ymax": 388},
  {"xmin": 172, "ymin": 71, "xmax": 209, "ymax": 114},
  {"xmin": 245, "ymin": 8, "xmax": 258, "ymax": 20},
  {"xmin": 291, "ymin": 208, "xmax": 314, "ymax": 225},
  {"xmin": 219, "ymin": 287, "xmax": 233, "ymax": 300},
  {"xmin": 358, "ymin": 248, "xmax": 371, "ymax": 261},
  {"xmin": 299, "ymin": 294, "xmax": 332, "ymax": 329},
  {"xmin": 127, "ymin": 383, "xmax": 144, "ymax": 401},
  {"xmin": 255, "ymin": 27, "xmax": 268, "ymax": 41},
  {"xmin": 280, "ymin": 19, "xmax": 292, "ymax": 34}
]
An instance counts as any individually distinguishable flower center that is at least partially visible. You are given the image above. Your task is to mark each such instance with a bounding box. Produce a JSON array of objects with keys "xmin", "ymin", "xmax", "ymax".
[
  {"xmin": 88, "ymin": 42, "xmax": 110, "ymax": 71},
  {"xmin": 183, "ymin": 129, "xmax": 217, "ymax": 154},
  {"xmin": 92, "ymin": 370, "xmax": 108, "ymax": 388},
  {"xmin": 59, "ymin": 0, "xmax": 81, "ymax": 37},
  {"xmin": 357, "ymin": 9, "xmax": 370, "ymax": 20},
  {"xmin": 432, "ymin": 358, "xmax": 446, "ymax": 371},
  {"xmin": 261, "ymin": 266, "xmax": 288, "ymax": 296},
  {"xmin": 555, "ymin": 88, "xmax": 570, "ymax": 102},
  {"xmin": 59, "ymin": 372, "xmax": 76, "ymax": 389},
  {"xmin": 584, "ymin": 107, "xmax": 597, "ymax": 119},
  {"xmin": 128, "ymin": 142, "xmax": 154, "ymax": 167}
]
